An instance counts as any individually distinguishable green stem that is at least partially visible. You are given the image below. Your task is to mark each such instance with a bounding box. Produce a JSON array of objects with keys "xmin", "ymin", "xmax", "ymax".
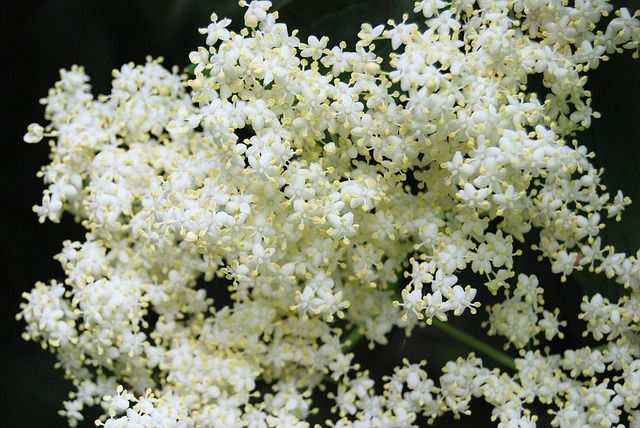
[
  {"xmin": 341, "ymin": 319, "xmax": 516, "ymax": 371},
  {"xmin": 431, "ymin": 319, "xmax": 516, "ymax": 371},
  {"xmin": 342, "ymin": 328, "xmax": 364, "ymax": 353},
  {"xmin": 342, "ymin": 322, "xmax": 516, "ymax": 371}
]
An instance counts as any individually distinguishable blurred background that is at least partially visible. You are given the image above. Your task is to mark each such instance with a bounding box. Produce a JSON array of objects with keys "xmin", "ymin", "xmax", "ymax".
[{"xmin": 1, "ymin": 1, "xmax": 638, "ymax": 426}]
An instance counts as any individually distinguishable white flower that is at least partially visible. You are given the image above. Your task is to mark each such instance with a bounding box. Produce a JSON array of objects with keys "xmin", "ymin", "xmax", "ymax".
[
  {"xmin": 414, "ymin": 0, "xmax": 448, "ymax": 18},
  {"xmin": 301, "ymin": 35, "xmax": 329, "ymax": 60},
  {"xmin": 423, "ymin": 290, "xmax": 449, "ymax": 323},
  {"xmin": 23, "ymin": 123, "xmax": 44, "ymax": 143},
  {"xmin": 457, "ymin": 183, "xmax": 491, "ymax": 210},
  {"xmin": 198, "ymin": 14, "xmax": 231, "ymax": 46}
]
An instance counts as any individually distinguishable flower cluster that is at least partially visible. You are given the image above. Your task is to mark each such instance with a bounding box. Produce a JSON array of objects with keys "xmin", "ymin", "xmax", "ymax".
[{"xmin": 19, "ymin": 0, "xmax": 640, "ymax": 427}]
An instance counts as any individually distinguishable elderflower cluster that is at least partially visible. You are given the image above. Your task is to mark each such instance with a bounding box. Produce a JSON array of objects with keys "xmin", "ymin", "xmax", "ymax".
[{"xmin": 19, "ymin": 0, "xmax": 640, "ymax": 426}]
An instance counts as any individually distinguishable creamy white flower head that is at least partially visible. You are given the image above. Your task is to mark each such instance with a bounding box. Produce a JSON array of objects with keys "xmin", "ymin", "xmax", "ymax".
[{"xmin": 18, "ymin": 0, "xmax": 640, "ymax": 426}]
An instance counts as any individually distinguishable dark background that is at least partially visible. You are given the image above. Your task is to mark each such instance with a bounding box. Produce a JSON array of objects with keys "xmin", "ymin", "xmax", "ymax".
[{"xmin": 1, "ymin": 1, "xmax": 638, "ymax": 426}]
